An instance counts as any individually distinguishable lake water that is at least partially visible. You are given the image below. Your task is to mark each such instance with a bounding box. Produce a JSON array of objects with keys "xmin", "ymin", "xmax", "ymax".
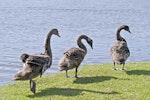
[{"xmin": 0, "ymin": 0, "xmax": 150, "ymax": 86}]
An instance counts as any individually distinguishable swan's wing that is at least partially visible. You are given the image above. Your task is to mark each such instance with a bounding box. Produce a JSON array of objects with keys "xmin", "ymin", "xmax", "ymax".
[
  {"xmin": 120, "ymin": 46, "xmax": 130, "ymax": 58},
  {"xmin": 12, "ymin": 64, "xmax": 31, "ymax": 80},
  {"xmin": 59, "ymin": 48, "xmax": 85, "ymax": 70},
  {"xmin": 64, "ymin": 48, "xmax": 85, "ymax": 59},
  {"xmin": 20, "ymin": 53, "xmax": 30, "ymax": 63},
  {"xmin": 110, "ymin": 42, "xmax": 130, "ymax": 61},
  {"xmin": 110, "ymin": 45, "xmax": 118, "ymax": 56},
  {"xmin": 26, "ymin": 54, "xmax": 51, "ymax": 77},
  {"xmin": 26, "ymin": 54, "xmax": 51, "ymax": 66}
]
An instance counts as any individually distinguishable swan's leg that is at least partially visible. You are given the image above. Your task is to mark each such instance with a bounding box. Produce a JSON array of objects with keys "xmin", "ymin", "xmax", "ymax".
[
  {"xmin": 122, "ymin": 63, "xmax": 126, "ymax": 70},
  {"xmin": 30, "ymin": 79, "xmax": 36, "ymax": 94},
  {"xmin": 112, "ymin": 62, "xmax": 117, "ymax": 70},
  {"xmin": 66, "ymin": 70, "xmax": 75, "ymax": 78},
  {"xmin": 75, "ymin": 67, "xmax": 82, "ymax": 78},
  {"xmin": 66, "ymin": 70, "xmax": 69, "ymax": 78},
  {"xmin": 75, "ymin": 67, "xmax": 78, "ymax": 78}
]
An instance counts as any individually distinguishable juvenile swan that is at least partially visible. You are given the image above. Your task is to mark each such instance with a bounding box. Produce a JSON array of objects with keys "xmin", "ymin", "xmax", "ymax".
[
  {"xmin": 110, "ymin": 25, "xmax": 131, "ymax": 70},
  {"xmin": 12, "ymin": 29, "xmax": 60, "ymax": 94},
  {"xmin": 58, "ymin": 35, "xmax": 93, "ymax": 78}
]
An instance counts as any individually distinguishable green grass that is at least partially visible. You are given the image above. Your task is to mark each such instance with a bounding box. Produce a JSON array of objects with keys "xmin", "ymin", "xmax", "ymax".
[{"xmin": 0, "ymin": 62, "xmax": 150, "ymax": 100}]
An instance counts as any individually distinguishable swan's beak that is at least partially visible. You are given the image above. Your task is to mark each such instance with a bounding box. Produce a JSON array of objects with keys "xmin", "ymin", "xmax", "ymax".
[
  {"xmin": 57, "ymin": 33, "xmax": 61, "ymax": 37},
  {"xmin": 128, "ymin": 29, "xmax": 131, "ymax": 33},
  {"xmin": 90, "ymin": 44, "xmax": 93, "ymax": 49},
  {"xmin": 91, "ymin": 45, "xmax": 93, "ymax": 49},
  {"xmin": 91, "ymin": 42, "xmax": 93, "ymax": 49}
]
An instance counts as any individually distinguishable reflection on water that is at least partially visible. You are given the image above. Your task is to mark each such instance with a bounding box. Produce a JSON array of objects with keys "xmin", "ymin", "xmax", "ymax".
[{"xmin": 0, "ymin": 0, "xmax": 150, "ymax": 86}]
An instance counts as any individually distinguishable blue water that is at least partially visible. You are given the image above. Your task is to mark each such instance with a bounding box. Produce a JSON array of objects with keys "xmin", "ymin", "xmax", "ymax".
[{"xmin": 0, "ymin": 0, "xmax": 150, "ymax": 86}]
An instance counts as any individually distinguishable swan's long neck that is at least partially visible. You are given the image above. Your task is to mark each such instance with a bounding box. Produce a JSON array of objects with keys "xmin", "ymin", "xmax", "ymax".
[
  {"xmin": 116, "ymin": 26, "xmax": 125, "ymax": 42},
  {"xmin": 77, "ymin": 35, "xmax": 88, "ymax": 53},
  {"xmin": 44, "ymin": 30, "xmax": 53, "ymax": 58}
]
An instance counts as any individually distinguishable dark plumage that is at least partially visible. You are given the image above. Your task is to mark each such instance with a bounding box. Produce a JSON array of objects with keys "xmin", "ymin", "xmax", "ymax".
[
  {"xmin": 110, "ymin": 25, "xmax": 131, "ymax": 70},
  {"xmin": 58, "ymin": 35, "xmax": 93, "ymax": 78},
  {"xmin": 12, "ymin": 29, "xmax": 60, "ymax": 94}
]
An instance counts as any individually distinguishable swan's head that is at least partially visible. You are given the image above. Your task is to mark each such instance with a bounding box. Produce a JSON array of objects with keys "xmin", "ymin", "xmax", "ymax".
[
  {"xmin": 87, "ymin": 38, "xmax": 93, "ymax": 49},
  {"xmin": 51, "ymin": 29, "xmax": 60, "ymax": 37},
  {"xmin": 123, "ymin": 25, "xmax": 131, "ymax": 33},
  {"xmin": 20, "ymin": 53, "xmax": 30, "ymax": 63}
]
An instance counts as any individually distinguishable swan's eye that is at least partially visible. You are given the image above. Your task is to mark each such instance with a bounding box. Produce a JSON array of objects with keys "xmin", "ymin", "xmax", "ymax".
[
  {"xmin": 89, "ymin": 40, "xmax": 93, "ymax": 44},
  {"xmin": 124, "ymin": 26, "xmax": 129, "ymax": 30}
]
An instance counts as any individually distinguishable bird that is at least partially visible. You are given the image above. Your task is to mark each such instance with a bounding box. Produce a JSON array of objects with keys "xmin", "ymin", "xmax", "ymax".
[
  {"xmin": 58, "ymin": 34, "xmax": 93, "ymax": 78},
  {"xmin": 110, "ymin": 25, "xmax": 131, "ymax": 70},
  {"xmin": 12, "ymin": 29, "xmax": 60, "ymax": 94}
]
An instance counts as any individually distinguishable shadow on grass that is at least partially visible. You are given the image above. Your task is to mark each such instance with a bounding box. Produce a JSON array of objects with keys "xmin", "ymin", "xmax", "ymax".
[
  {"xmin": 27, "ymin": 87, "xmax": 119, "ymax": 98},
  {"xmin": 126, "ymin": 70, "xmax": 150, "ymax": 75},
  {"xmin": 73, "ymin": 76, "xmax": 117, "ymax": 84}
]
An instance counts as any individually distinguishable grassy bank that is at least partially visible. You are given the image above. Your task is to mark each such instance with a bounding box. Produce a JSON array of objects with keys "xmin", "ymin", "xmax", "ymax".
[{"xmin": 0, "ymin": 62, "xmax": 150, "ymax": 100}]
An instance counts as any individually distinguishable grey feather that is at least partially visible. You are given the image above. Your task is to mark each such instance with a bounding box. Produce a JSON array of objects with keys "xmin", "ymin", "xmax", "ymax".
[
  {"xmin": 110, "ymin": 25, "xmax": 131, "ymax": 70},
  {"xmin": 58, "ymin": 35, "xmax": 93, "ymax": 78},
  {"xmin": 12, "ymin": 29, "xmax": 60, "ymax": 94}
]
